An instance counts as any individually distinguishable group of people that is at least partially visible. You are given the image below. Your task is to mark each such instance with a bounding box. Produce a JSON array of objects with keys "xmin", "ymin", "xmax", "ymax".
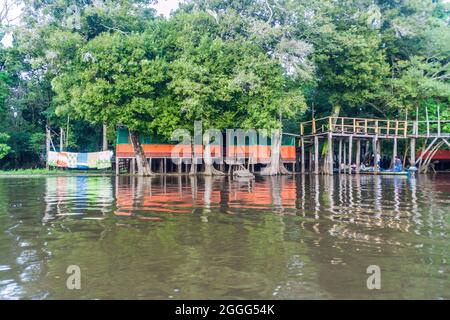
[{"xmin": 339, "ymin": 154, "xmax": 404, "ymax": 173}]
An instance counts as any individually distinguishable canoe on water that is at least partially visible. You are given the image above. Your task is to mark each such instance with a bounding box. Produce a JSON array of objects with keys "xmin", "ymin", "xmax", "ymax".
[{"xmin": 359, "ymin": 170, "xmax": 410, "ymax": 176}]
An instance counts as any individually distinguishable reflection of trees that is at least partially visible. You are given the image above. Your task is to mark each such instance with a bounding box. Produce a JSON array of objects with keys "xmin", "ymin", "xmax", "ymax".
[
  {"xmin": 2, "ymin": 174, "xmax": 449, "ymax": 299},
  {"xmin": 0, "ymin": 178, "xmax": 53, "ymax": 299}
]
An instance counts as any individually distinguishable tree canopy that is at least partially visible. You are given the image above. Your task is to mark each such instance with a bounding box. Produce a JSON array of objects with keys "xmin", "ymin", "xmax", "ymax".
[{"xmin": 0, "ymin": 0, "xmax": 448, "ymax": 170}]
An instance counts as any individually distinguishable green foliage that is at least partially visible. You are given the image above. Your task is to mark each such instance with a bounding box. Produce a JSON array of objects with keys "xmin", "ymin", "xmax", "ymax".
[
  {"xmin": 0, "ymin": 133, "xmax": 12, "ymax": 160},
  {"xmin": 1, "ymin": 0, "xmax": 449, "ymax": 169}
]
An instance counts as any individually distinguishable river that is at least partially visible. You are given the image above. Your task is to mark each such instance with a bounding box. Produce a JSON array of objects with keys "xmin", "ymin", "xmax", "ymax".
[{"xmin": 0, "ymin": 174, "xmax": 449, "ymax": 299}]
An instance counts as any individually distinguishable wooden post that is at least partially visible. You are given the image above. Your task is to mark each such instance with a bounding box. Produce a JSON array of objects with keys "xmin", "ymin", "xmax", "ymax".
[
  {"xmin": 46, "ymin": 126, "xmax": 51, "ymax": 170},
  {"xmin": 426, "ymin": 106, "xmax": 430, "ymax": 137},
  {"xmin": 392, "ymin": 137, "xmax": 397, "ymax": 168},
  {"xmin": 328, "ymin": 132, "xmax": 333, "ymax": 175},
  {"xmin": 338, "ymin": 138, "xmax": 342, "ymax": 173},
  {"xmin": 312, "ymin": 118, "xmax": 316, "ymax": 134},
  {"xmin": 309, "ymin": 147, "xmax": 313, "ymax": 172},
  {"xmin": 343, "ymin": 142, "xmax": 347, "ymax": 173},
  {"xmin": 348, "ymin": 135, "xmax": 353, "ymax": 174},
  {"xmin": 301, "ymin": 137, "xmax": 305, "ymax": 174},
  {"xmin": 356, "ymin": 139, "xmax": 361, "ymax": 174},
  {"xmin": 373, "ymin": 136, "xmax": 379, "ymax": 173},
  {"xmin": 116, "ymin": 157, "xmax": 119, "ymax": 175},
  {"xmin": 102, "ymin": 124, "xmax": 108, "ymax": 151},
  {"xmin": 159, "ymin": 159, "xmax": 164, "ymax": 174},
  {"xmin": 410, "ymin": 138, "xmax": 416, "ymax": 166},
  {"xmin": 314, "ymin": 135, "xmax": 319, "ymax": 174},
  {"xmin": 131, "ymin": 158, "xmax": 136, "ymax": 174}
]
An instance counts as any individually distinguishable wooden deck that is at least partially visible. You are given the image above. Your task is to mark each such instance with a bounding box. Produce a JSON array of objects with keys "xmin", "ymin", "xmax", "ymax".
[{"xmin": 298, "ymin": 116, "xmax": 450, "ymax": 175}]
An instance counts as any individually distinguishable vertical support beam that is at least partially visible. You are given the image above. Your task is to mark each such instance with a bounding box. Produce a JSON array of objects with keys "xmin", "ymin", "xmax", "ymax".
[
  {"xmin": 426, "ymin": 106, "xmax": 430, "ymax": 137},
  {"xmin": 116, "ymin": 157, "xmax": 119, "ymax": 175},
  {"xmin": 131, "ymin": 158, "xmax": 136, "ymax": 174},
  {"xmin": 338, "ymin": 138, "xmax": 342, "ymax": 173},
  {"xmin": 343, "ymin": 142, "xmax": 347, "ymax": 173},
  {"xmin": 314, "ymin": 135, "xmax": 319, "ymax": 175},
  {"xmin": 309, "ymin": 147, "xmax": 313, "ymax": 172},
  {"xmin": 356, "ymin": 139, "xmax": 361, "ymax": 174},
  {"xmin": 328, "ymin": 132, "xmax": 333, "ymax": 175},
  {"xmin": 348, "ymin": 135, "xmax": 353, "ymax": 174},
  {"xmin": 410, "ymin": 138, "xmax": 416, "ymax": 166},
  {"xmin": 392, "ymin": 137, "xmax": 398, "ymax": 168},
  {"xmin": 102, "ymin": 123, "xmax": 108, "ymax": 151},
  {"xmin": 300, "ymin": 137, "xmax": 305, "ymax": 174},
  {"xmin": 159, "ymin": 159, "xmax": 164, "ymax": 174},
  {"xmin": 373, "ymin": 136, "xmax": 379, "ymax": 173}
]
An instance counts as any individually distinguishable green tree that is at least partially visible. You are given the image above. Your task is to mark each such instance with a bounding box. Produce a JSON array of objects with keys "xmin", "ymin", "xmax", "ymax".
[{"xmin": 0, "ymin": 133, "xmax": 12, "ymax": 160}]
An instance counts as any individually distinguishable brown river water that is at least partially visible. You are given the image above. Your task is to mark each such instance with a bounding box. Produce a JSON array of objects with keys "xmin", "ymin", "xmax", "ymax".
[{"xmin": 0, "ymin": 174, "xmax": 449, "ymax": 299}]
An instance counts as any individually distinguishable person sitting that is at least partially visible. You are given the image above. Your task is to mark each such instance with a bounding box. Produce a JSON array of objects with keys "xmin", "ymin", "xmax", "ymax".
[{"xmin": 393, "ymin": 156, "xmax": 403, "ymax": 172}]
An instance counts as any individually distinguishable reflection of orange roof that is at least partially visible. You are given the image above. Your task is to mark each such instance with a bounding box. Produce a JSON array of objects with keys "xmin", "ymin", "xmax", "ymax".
[{"xmin": 115, "ymin": 178, "xmax": 297, "ymax": 214}]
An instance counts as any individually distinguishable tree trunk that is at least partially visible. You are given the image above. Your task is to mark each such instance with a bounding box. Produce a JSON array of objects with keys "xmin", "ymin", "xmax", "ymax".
[
  {"xmin": 261, "ymin": 130, "xmax": 290, "ymax": 176},
  {"xmin": 129, "ymin": 131, "xmax": 153, "ymax": 176},
  {"xmin": 203, "ymin": 142, "xmax": 225, "ymax": 176}
]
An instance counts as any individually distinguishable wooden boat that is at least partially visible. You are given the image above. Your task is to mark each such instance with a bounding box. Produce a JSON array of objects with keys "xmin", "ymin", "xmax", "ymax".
[{"xmin": 359, "ymin": 170, "xmax": 409, "ymax": 176}]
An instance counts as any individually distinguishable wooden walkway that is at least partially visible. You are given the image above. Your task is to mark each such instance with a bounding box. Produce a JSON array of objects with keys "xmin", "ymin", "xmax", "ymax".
[{"xmin": 299, "ymin": 116, "xmax": 450, "ymax": 175}]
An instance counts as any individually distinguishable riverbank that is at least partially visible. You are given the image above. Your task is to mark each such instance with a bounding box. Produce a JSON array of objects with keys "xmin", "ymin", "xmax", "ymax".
[{"xmin": 0, "ymin": 168, "xmax": 113, "ymax": 177}]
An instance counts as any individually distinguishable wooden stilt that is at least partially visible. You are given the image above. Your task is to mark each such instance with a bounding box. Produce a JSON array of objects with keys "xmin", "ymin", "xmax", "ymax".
[
  {"xmin": 392, "ymin": 137, "xmax": 398, "ymax": 168},
  {"xmin": 356, "ymin": 139, "xmax": 361, "ymax": 174},
  {"xmin": 328, "ymin": 132, "xmax": 333, "ymax": 175},
  {"xmin": 338, "ymin": 138, "xmax": 342, "ymax": 173},
  {"xmin": 373, "ymin": 136, "xmax": 379, "ymax": 173},
  {"xmin": 343, "ymin": 142, "xmax": 347, "ymax": 173},
  {"xmin": 131, "ymin": 158, "xmax": 136, "ymax": 174},
  {"xmin": 314, "ymin": 135, "xmax": 319, "ymax": 175},
  {"xmin": 309, "ymin": 147, "xmax": 313, "ymax": 172},
  {"xmin": 348, "ymin": 135, "xmax": 353, "ymax": 174},
  {"xmin": 301, "ymin": 137, "xmax": 305, "ymax": 174},
  {"xmin": 116, "ymin": 157, "xmax": 119, "ymax": 175},
  {"xmin": 410, "ymin": 138, "xmax": 416, "ymax": 166}
]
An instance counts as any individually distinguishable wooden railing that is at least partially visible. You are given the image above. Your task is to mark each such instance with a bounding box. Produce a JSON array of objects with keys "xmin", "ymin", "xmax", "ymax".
[{"xmin": 300, "ymin": 117, "xmax": 450, "ymax": 137}]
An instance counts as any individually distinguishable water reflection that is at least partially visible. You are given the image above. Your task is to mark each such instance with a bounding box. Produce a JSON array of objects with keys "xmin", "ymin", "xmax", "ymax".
[{"xmin": 0, "ymin": 174, "xmax": 449, "ymax": 299}]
